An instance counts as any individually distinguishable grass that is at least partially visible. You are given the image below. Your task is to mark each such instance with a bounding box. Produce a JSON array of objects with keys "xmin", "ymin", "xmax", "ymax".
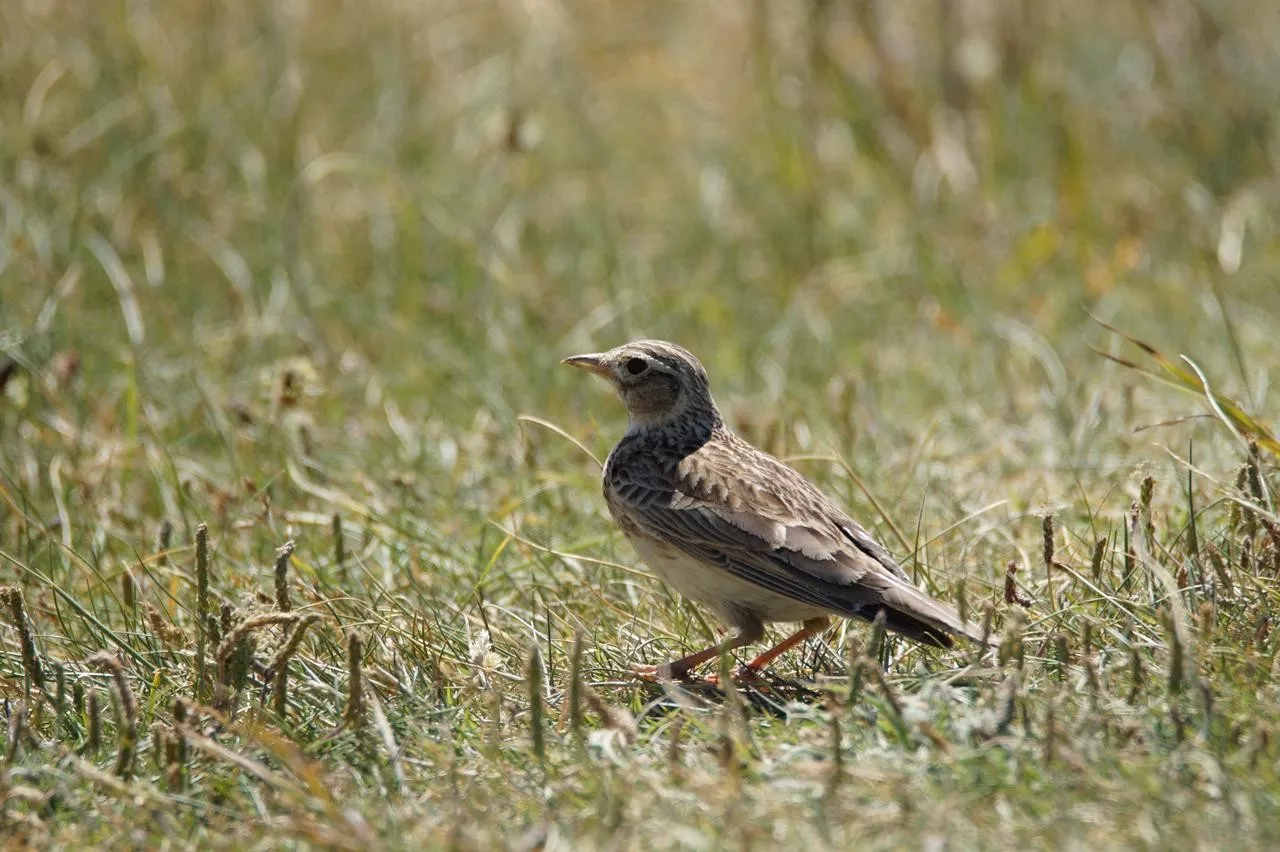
[{"xmin": 3, "ymin": 0, "xmax": 1280, "ymax": 848}]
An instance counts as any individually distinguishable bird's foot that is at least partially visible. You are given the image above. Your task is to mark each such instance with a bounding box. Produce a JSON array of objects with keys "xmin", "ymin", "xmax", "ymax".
[
  {"xmin": 629, "ymin": 662, "xmax": 675, "ymax": 682},
  {"xmin": 701, "ymin": 665, "xmax": 767, "ymax": 688},
  {"xmin": 630, "ymin": 662, "xmax": 707, "ymax": 683}
]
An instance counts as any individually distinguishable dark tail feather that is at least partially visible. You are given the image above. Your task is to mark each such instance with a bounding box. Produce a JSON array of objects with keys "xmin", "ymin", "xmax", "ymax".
[
  {"xmin": 872, "ymin": 583, "xmax": 994, "ymax": 649},
  {"xmin": 877, "ymin": 607, "xmax": 955, "ymax": 648}
]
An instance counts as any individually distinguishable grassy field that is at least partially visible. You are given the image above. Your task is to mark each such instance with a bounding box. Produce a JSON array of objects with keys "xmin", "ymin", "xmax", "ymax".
[{"xmin": 3, "ymin": 0, "xmax": 1280, "ymax": 848}]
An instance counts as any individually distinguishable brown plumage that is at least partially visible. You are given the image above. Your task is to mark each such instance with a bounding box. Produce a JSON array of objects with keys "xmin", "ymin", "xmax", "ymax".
[{"xmin": 564, "ymin": 340, "xmax": 988, "ymax": 681}]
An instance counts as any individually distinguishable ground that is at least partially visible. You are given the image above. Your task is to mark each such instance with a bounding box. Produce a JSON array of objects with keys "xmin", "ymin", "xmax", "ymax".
[{"xmin": 2, "ymin": 1, "xmax": 1280, "ymax": 849}]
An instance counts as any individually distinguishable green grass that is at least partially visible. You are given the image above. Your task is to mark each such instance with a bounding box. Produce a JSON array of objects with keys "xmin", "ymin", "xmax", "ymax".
[{"xmin": 3, "ymin": 1, "xmax": 1280, "ymax": 848}]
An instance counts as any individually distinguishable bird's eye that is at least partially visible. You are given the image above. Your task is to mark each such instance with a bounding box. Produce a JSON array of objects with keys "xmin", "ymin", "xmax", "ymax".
[{"xmin": 624, "ymin": 357, "xmax": 648, "ymax": 376}]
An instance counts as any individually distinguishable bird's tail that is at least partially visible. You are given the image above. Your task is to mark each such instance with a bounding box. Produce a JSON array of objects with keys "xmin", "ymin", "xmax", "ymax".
[{"xmin": 870, "ymin": 581, "xmax": 995, "ymax": 649}]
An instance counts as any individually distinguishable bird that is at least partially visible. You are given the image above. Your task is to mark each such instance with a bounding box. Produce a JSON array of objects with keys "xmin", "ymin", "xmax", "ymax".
[{"xmin": 563, "ymin": 339, "xmax": 989, "ymax": 682}]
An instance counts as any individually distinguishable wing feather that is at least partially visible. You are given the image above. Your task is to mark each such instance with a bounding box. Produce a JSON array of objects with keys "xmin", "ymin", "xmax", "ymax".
[{"xmin": 606, "ymin": 431, "xmax": 984, "ymax": 646}]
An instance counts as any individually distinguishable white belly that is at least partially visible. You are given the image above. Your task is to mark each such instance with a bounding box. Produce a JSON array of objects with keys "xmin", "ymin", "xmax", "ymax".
[{"xmin": 626, "ymin": 533, "xmax": 828, "ymax": 625}]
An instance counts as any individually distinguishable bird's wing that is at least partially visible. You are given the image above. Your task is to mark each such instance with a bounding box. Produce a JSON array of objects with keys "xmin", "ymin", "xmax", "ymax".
[{"xmin": 608, "ymin": 435, "xmax": 982, "ymax": 646}]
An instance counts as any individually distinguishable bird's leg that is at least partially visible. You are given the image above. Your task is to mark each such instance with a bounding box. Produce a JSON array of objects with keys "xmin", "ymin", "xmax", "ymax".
[
  {"xmin": 728, "ymin": 616, "xmax": 831, "ymax": 682},
  {"xmin": 631, "ymin": 620, "xmax": 764, "ymax": 682},
  {"xmin": 628, "ymin": 644, "xmax": 727, "ymax": 682}
]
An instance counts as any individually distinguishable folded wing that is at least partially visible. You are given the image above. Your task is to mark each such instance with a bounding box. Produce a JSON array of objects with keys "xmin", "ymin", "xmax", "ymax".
[{"xmin": 609, "ymin": 434, "xmax": 986, "ymax": 647}]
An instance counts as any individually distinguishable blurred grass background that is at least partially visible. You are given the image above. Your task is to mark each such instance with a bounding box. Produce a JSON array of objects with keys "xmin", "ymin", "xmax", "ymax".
[{"xmin": 2, "ymin": 0, "xmax": 1280, "ymax": 848}]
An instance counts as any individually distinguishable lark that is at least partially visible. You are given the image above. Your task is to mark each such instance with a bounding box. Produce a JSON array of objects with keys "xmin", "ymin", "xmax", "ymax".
[{"xmin": 564, "ymin": 340, "xmax": 988, "ymax": 682}]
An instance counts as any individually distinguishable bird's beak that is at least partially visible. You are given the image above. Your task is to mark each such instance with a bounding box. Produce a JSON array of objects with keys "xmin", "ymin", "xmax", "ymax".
[{"xmin": 561, "ymin": 353, "xmax": 613, "ymax": 380}]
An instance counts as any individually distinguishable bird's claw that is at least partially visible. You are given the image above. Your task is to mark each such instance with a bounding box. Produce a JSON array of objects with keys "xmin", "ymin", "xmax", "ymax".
[
  {"xmin": 630, "ymin": 661, "xmax": 765, "ymax": 688},
  {"xmin": 629, "ymin": 662, "xmax": 677, "ymax": 682},
  {"xmin": 702, "ymin": 665, "xmax": 766, "ymax": 688}
]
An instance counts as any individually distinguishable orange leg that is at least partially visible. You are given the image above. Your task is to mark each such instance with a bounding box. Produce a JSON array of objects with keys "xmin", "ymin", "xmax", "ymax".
[
  {"xmin": 631, "ymin": 620, "xmax": 764, "ymax": 682},
  {"xmin": 739, "ymin": 617, "xmax": 831, "ymax": 675},
  {"xmin": 634, "ymin": 617, "xmax": 831, "ymax": 686}
]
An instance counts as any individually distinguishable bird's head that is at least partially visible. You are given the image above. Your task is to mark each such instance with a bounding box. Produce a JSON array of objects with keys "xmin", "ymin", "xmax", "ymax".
[{"xmin": 562, "ymin": 340, "xmax": 719, "ymax": 432}]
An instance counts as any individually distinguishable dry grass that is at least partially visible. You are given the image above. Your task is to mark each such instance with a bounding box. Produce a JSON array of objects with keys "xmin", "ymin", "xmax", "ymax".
[{"xmin": 3, "ymin": 0, "xmax": 1280, "ymax": 848}]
